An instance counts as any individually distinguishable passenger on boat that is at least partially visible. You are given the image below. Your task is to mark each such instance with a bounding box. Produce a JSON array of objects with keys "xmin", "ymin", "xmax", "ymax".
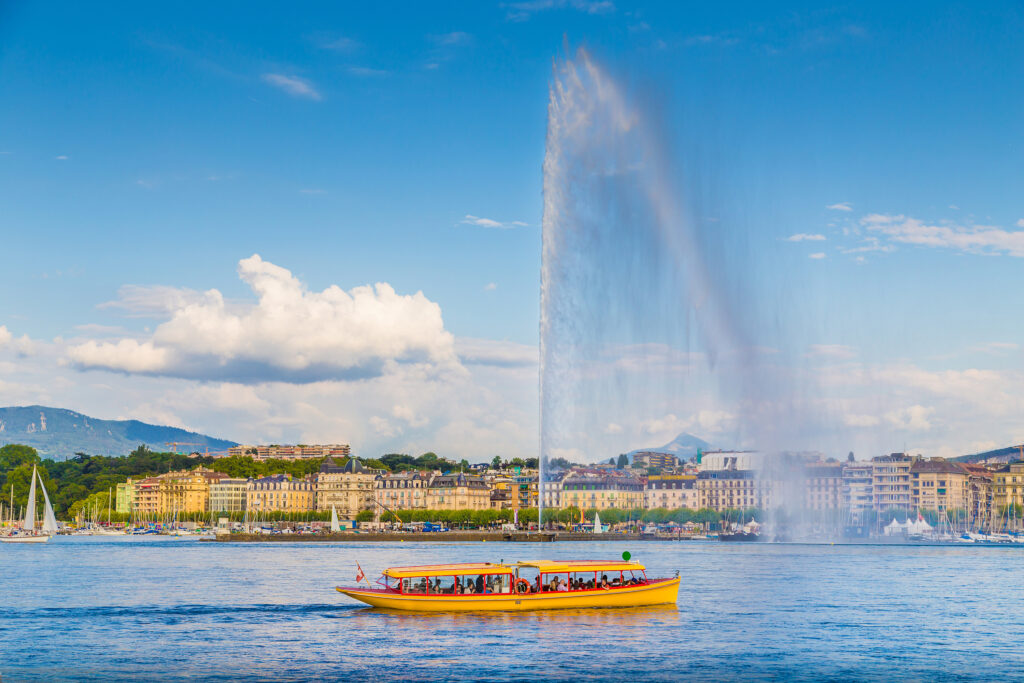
[
  {"xmin": 476, "ymin": 575, "xmax": 485, "ymax": 594},
  {"xmin": 600, "ymin": 575, "xmax": 610, "ymax": 590},
  {"xmin": 557, "ymin": 578, "xmax": 568, "ymax": 591}
]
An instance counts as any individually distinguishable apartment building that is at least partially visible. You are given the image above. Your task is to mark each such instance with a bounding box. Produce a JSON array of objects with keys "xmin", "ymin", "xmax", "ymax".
[
  {"xmin": 644, "ymin": 475, "xmax": 698, "ymax": 510},
  {"xmin": 871, "ymin": 453, "xmax": 913, "ymax": 512},
  {"xmin": 228, "ymin": 444, "xmax": 352, "ymax": 461},
  {"xmin": 209, "ymin": 478, "xmax": 249, "ymax": 513},
  {"xmin": 247, "ymin": 474, "xmax": 315, "ymax": 513},
  {"xmin": 375, "ymin": 471, "xmax": 427, "ymax": 512},
  {"xmin": 560, "ymin": 474, "xmax": 645, "ymax": 511},
  {"xmin": 316, "ymin": 457, "xmax": 381, "ymax": 518},
  {"xmin": 425, "ymin": 473, "xmax": 491, "ymax": 510}
]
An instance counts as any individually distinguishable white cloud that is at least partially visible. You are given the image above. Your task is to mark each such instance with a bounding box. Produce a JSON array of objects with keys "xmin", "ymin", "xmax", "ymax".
[
  {"xmin": 604, "ymin": 422, "xmax": 623, "ymax": 434},
  {"xmin": 68, "ymin": 254, "xmax": 459, "ymax": 383},
  {"xmin": 429, "ymin": 32, "xmax": 472, "ymax": 46},
  {"xmin": 347, "ymin": 66, "xmax": 389, "ymax": 77},
  {"xmin": 1017, "ymin": 219, "xmax": 1024, "ymax": 228},
  {"xmin": 503, "ymin": 0, "xmax": 614, "ymax": 22},
  {"xmin": 98, "ymin": 285, "xmax": 209, "ymax": 318},
  {"xmin": 785, "ymin": 233, "xmax": 826, "ymax": 242},
  {"xmin": 320, "ymin": 36, "xmax": 360, "ymax": 52},
  {"xmin": 827, "ymin": 202, "xmax": 852, "ymax": 211},
  {"xmin": 55, "ymin": 155, "xmax": 68, "ymax": 160},
  {"xmin": 261, "ymin": 73, "xmax": 322, "ymax": 100},
  {"xmin": 0, "ymin": 326, "xmax": 36, "ymax": 356},
  {"xmin": 460, "ymin": 214, "xmax": 527, "ymax": 229},
  {"xmin": 455, "ymin": 338, "xmax": 535, "ymax": 368},
  {"xmin": 484, "ymin": 282, "xmax": 498, "ymax": 291},
  {"xmin": 885, "ymin": 404, "xmax": 934, "ymax": 431},
  {"xmin": 809, "ymin": 252, "xmax": 826, "ymax": 259},
  {"xmin": 844, "ymin": 413, "xmax": 880, "ymax": 427},
  {"xmin": 862, "ymin": 213, "xmax": 1024, "ymax": 257},
  {"xmin": 806, "ymin": 344, "xmax": 857, "ymax": 360}
]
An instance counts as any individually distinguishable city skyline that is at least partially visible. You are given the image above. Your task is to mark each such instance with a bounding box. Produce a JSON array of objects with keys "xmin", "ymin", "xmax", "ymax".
[{"xmin": 2, "ymin": 3, "xmax": 1023, "ymax": 461}]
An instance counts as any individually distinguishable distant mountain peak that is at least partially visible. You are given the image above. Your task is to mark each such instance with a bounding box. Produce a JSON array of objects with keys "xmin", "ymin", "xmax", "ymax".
[
  {"xmin": 0, "ymin": 405, "xmax": 238, "ymax": 460},
  {"xmin": 628, "ymin": 431, "xmax": 712, "ymax": 461}
]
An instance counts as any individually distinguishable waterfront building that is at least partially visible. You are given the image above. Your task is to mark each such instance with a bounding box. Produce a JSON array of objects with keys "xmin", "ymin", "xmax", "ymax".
[
  {"xmin": 316, "ymin": 457, "xmax": 382, "ymax": 518},
  {"xmin": 375, "ymin": 471, "xmax": 427, "ymax": 512},
  {"xmin": 633, "ymin": 452, "xmax": 680, "ymax": 470},
  {"xmin": 871, "ymin": 453, "xmax": 913, "ymax": 512},
  {"xmin": 911, "ymin": 459, "xmax": 971, "ymax": 515},
  {"xmin": 842, "ymin": 461, "xmax": 874, "ymax": 523},
  {"xmin": 228, "ymin": 444, "xmax": 352, "ymax": 461},
  {"xmin": 425, "ymin": 473, "xmax": 491, "ymax": 510},
  {"xmin": 541, "ymin": 474, "xmax": 563, "ymax": 510},
  {"xmin": 115, "ymin": 479, "xmax": 135, "ymax": 514},
  {"xmin": 487, "ymin": 470, "xmax": 539, "ymax": 510},
  {"xmin": 804, "ymin": 463, "xmax": 844, "ymax": 511},
  {"xmin": 991, "ymin": 461, "xmax": 1024, "ymax": 528},
  {"xmin": 698, "ymin": 451, "xmax": 764, "ymax": 471},
  {"xmin": 209, "ymin": 477, "xmax": 249, "ymax": 513},
  {"xmin": 560, "ymin": 474, "xmax": 645, "ymax": 511},
  {"xmin": 644, "ymin": 475, "xmax": 698, "ymax": 509},
  {"xmin": 697, "ymin": 470, "xmax": 776, "ymax": 511},
  {"xmin": 158, "ymin": 466, "xmax": 225, "ymax": 514},
  {"xmin": 133, "ymin": 477, "xmax": 161, "ymax": 517},
  {"xmin": 247, "ymin": 474, "xmax": 315, "ymax": 513}
]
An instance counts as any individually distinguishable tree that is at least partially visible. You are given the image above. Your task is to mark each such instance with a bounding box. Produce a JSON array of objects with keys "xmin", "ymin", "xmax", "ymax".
[
  {"xmin": 616, "ymin": 454, "xmax": 629, "ymax": 469},
  {"xmin": 848, "ymin": 452, "xmax": 855, "ymax": 462},
  {"xmin": 608, "ymin": 458, "xmax": 615, "ymax": 465},
  {"xmin": 491, "ymin": 455, "xmax": 502, "ymax": 469},
  {"xmin": 510, "ymin": 457, "xmax": 526, "ymax": 468}
]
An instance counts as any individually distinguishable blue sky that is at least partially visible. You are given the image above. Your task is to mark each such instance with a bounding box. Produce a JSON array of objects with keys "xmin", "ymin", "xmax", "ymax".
[{"xmin": 1, "ymin": 2, "xmax": 1022, "ymax": 460}]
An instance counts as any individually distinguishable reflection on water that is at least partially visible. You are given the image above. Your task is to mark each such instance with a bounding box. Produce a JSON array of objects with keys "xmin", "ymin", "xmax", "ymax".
[{"xmin": 2, "ymin": 538, "xmax": 1024, "ymax": 681}]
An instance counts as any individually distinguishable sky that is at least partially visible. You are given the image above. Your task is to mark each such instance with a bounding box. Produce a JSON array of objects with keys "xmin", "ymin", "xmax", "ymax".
[{"xmin": 1, "ymin": 1, "xmax": 1022, "ymax": 461}]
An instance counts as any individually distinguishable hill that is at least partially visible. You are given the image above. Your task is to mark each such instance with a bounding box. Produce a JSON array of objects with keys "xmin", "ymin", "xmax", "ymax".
[
  {"xmin": 953, "ymin": 444, "xmax": 1024, "ymax": 465},
  {"xmin": 0, "ymin": 405, "xmax": 238, "ymax": 460},
  {"xmin": 629, "ymin": 432, "xmax": 712, "ymax": 462}
]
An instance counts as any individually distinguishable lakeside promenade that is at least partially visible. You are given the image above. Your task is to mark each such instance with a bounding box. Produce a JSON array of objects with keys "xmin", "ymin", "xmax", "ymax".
[{"xmin": 212, "ymin": 531, "xmax": 655, "ymax": 543}]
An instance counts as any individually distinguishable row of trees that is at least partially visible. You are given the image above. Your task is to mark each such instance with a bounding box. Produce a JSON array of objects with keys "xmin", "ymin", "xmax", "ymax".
[{"xmin": 353, "ymin": 506, "xmax": 764, "ymax": 529}]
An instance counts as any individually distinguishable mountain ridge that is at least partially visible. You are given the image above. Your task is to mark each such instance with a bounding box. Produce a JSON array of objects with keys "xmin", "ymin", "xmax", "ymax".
[
  {"xmin": 0, "ymin": 405, "xmax": 238, "ymax": 460},
  {"xmin": 628, "ymin": 432, "xmax": 712, "ymax": 462}
]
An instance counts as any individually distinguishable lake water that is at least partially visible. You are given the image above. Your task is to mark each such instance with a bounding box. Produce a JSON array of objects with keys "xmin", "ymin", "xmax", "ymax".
[{"xmin": 2, "ymin": 537, "xmax": 1022, "ymax": 681}]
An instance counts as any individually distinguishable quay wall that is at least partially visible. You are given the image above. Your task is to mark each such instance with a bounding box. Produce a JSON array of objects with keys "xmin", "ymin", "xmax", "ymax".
[{"xmin": 211, "ymin": 532, "xmax": 687, "ymax": 543}]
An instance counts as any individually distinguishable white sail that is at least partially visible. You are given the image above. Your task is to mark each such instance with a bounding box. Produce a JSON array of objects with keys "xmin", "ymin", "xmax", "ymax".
[
  {"xmin": 593, "ymin": 511, "xmax": 604, "ymax": 534},
  {"xmin": 330, "ymin": 505, "xmax": 340, "ymax": 532},
  {"xmin": 23, "ymin": 464, "xmax": 38, "ymax": 531},
  {"xmin": 39, "ymin": 469, "xmax": 59, "ymax": 534}
]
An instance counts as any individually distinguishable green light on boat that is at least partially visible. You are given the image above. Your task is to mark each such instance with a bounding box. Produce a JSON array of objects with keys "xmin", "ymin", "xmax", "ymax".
[{"xmin": 622, "ymin": 551, "xmax": 631, "ymax": 561}]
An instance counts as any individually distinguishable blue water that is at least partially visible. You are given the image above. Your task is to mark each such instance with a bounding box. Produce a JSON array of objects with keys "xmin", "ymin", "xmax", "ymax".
[{"xmin": 2, "ymin": 538, "xmax": 1021, "ymax": 681}]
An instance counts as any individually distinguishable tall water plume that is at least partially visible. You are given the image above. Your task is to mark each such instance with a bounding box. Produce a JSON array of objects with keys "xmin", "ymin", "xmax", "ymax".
[{"xmin": 540, "ymin": 48, "xmax": 808, "ymax": 525}]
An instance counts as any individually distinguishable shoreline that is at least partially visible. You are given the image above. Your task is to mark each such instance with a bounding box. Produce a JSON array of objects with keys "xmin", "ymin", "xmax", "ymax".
[{"xmin": 210, "ymin": 531, "xmax": 666, "ymax": 543}]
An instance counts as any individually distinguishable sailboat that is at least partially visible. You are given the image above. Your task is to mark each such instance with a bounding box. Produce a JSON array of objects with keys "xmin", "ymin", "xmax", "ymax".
[
  {"xmin": 593, "ymin": 511, "xmax": 605, "ymax": 534},
  {"xmin": 2, "ymin": 464, "xmax": 58, "ymax": 543},
  {"xmin": 330, "ymin": 505, "xmax": 341, "ymax": 533}
]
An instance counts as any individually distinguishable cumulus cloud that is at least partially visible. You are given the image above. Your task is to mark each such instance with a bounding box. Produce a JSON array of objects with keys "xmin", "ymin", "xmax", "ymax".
[
  {"xmin": 862, "ymin": 214, "xmax": 1024, "ymax": 257},
  {"xmin": 429, "ymin": 31, "xmax": 472, "ymax": 46},
  {"xmin": 460, "ymin": 214, "xmax": 528, "ymax": 229},
  {"xmin": 827, "ymin": 202, "xmax": 852, "ymax": 211},
  {"xmin": 98, "ymin": 285, "xmax": 209, "ymax": 318},
  {"xmin": 261, "ymin": 73, "xmax": 322, "ymax": 100},
  {"xmin": 604, "ymin": 422, "xmax": 623, "ymax": 434},
  {"xmin": 785, "ymin": 233, "xmax": 826, "ymax": 242},
  {"xmin": 484, "ymin": 282, "xmax": 498, "ymax": 292},
  {"xmin": 0, "ymin": 326, "xmax": 36, "ymax": 356},
  {"xmin": 1017, "ymin": 219, "xmax": 1024, "ymax": 228},
  {"xmin": 885, "ymin": 404, "xmax": 934, "ymax": 431},
  {"xmin": 68, "ymin": 255, "xmax": 459, "ymax": 383},
  {"xmin": 809, "ymin": 252, "xmax": 826, "ymax": 259},
  {"xmin": 455, "ymin": 338, "xmax": 536, "ymax": 368}
]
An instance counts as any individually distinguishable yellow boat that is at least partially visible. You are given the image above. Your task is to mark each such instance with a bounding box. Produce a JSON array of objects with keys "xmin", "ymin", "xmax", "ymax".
[{"xmin": 336, "ymin": 559, "xmax": 680, "ymax": 612}]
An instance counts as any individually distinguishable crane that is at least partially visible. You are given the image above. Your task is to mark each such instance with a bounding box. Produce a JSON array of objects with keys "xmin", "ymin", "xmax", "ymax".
[{"xmin": 165, "ymin": 442, "xmax": 202, "ymax": 455}]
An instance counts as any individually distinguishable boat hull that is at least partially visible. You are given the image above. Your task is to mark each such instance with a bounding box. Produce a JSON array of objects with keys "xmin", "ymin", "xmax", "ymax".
[
  {"xmin": 1, "ymin": 534, "xmax": 51, "ymax": 543},
  {"xmin": 336, "ymin": 577, "xmax": 680, "ymax": 612}
]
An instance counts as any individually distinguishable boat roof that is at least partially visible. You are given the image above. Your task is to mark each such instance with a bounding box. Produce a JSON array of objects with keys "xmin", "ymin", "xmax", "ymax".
[
  {"xmin": 515, "ymin": 560, "xmax": 646, "ymax": 573},
  {"xmin": 382, "ymin": 560, "xmax": 645, "ymax": 578},
  {"xmin": 383, "ymin": 563, "xmax": 511, "ymax": 578}
]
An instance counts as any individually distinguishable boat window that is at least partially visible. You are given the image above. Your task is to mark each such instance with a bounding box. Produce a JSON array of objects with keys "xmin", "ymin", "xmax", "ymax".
[
  {"xmin": 403, "ymin": 577, "xmax": 428, "ymax": 594},
  {"xmin": 516, "ymin": 567, "xmax": 540, "ymax": 593},
  {"xmin": 484, "ymin": 574, "xmax": 511, "ymax": 594},
  {"xmin": 542, "ymin": 572, "xmax": 570, "ymax": 592},
  {"xmin": 429, "ymin": 576, "xmax": 457, "ymax": 594}
]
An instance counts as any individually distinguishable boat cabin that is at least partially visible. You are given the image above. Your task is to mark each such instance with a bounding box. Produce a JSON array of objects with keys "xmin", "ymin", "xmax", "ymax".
[{"xmin": 380, "ymin": 560, "xmax": 649, "ymax": 596}]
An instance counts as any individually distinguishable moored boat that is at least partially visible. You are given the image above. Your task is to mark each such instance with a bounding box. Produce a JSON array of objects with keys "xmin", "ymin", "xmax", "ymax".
[{"xmin": 336, "ymin": 559, "xmax": 680, "ymax": 612}]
